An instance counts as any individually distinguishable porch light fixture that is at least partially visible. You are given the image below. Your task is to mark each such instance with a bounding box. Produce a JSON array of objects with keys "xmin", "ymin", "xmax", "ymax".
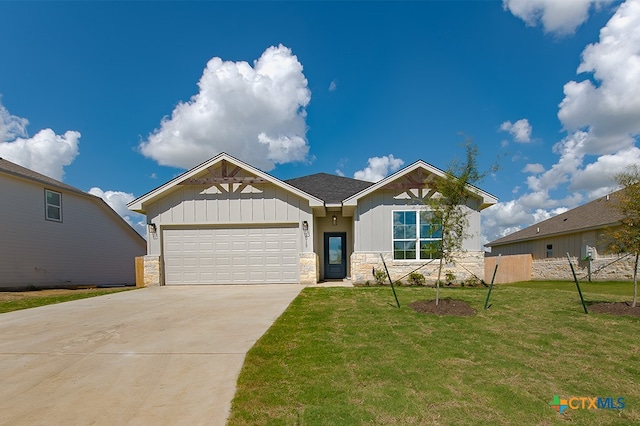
[
  {"xmin": 148, "ymin": 223, "xmax": 157, "ymax": 233},
  {"xmin": 332, "ymin": 215, "xmax": 337, "ymax": 226}
]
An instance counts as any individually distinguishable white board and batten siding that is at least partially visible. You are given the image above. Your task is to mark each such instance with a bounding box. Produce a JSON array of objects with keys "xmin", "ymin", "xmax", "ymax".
[{"xmin": 145, "ymin": 183, "xmax": 312, "ymax": 285}]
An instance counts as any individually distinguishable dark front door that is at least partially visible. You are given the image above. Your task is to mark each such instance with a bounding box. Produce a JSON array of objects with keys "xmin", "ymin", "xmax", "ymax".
[{"xmin": 324, "ymin": 232, "xmax": 347, "ymax": 280}]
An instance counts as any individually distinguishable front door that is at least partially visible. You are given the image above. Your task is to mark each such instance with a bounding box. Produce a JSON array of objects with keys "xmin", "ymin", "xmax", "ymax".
[{"xmin": 324, "ymin": 232, "xmax": 346, "ymax": 279}]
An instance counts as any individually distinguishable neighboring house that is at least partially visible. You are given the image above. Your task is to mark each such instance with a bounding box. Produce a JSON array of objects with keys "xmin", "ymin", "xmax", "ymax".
[
  {"xmin": 0, "ymin": 157, "xmax": 146, "ymax": 289},
  {"xmin": 485, "ymin": 191, "xmax": 636, "ymax": 281},
  {"xmin": 128, "ymin": 152, "xmax": 497, "ymax": 286},
  {"xmin": 486, "ymin": 192, "xmax": 624, "ymax": 260}
]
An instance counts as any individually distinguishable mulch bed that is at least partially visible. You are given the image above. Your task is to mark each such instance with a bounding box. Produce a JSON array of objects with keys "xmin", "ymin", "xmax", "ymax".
[
  {"xmin": 408, "ymin": 298, "xmax": 476, "ymax": 316},
  {"xmin": 589, "ymin": 302, "xmax": 640, "ymax": 318}
]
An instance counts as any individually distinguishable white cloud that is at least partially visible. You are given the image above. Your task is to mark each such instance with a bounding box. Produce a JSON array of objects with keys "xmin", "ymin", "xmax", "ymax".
[
  {"xmin": 500, "ymin": 119, "xmax": 532, "ymax": 143},
  {"xmin": 503, "ymin": 0, "xmax": 614, "ymax": 35},
  {"xmin": 139, "ymin": 44, "xmax": 311, "ymax": 172},
  {"xmin": 558, "ymin": 0, "xmax": 640, "ymax": 155},
  {"xmin": 0, "ymin": 100, "xmax": 28, "ymax": 141},
  {"xmin": 570, "ymin": 146, "xmax": 640, "ymax": 192},
  {"xmin": 522, "ymin": 163, "xmax": 545, "ymax": 174},
  {"xmin": 353, "ymin": 155, "xmax": 404, "ymax": 182},
  {"xmin": 329, "ymin": 80, "xmax": 337, "ymax": 92},
  {"xmin": 0, "ymin": 99, "xmax": 80, "ymax": 181},
  {"xmin": 89, "ymin": 187, "xmax": 146, "ymax": 236}
]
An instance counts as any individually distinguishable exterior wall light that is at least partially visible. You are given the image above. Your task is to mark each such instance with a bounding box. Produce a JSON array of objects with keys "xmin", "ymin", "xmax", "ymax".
[
  {"xmin": 332, "ymin": 215, "xmax": 338, "ymax": 226},
  {"xmin": 148, "ymin": 223, "xmax": 157, "ymax": 233}
]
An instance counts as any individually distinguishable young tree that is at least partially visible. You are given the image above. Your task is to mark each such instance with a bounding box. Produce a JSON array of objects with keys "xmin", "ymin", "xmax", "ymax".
[
  {"xmin": 428, "ymin": 138, "xmax": 496, "ymax": 305},
  {"xmin": 607, "ymin": 165, "xmax": 640, "ymax": 307}
]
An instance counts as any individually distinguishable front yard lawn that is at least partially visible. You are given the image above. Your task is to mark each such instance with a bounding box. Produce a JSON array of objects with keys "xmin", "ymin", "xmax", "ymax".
[
  {"xmin": 228, "ymin": 283, "xmax": 639, "ymax": 425},
  {"xmin": 0, "ymin": 287, "xmax": 134, "ymax": 314}
]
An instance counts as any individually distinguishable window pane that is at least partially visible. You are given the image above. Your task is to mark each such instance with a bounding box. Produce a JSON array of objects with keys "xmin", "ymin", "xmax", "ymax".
[
  {"xmin": 328, "ymin": 236, "xmax": 342, "ymax": 265},
  {"xmin": 405, "ymin": 211, "xmax": 416, "ymax": 224},
  {"xmin": 393, "ymin": 211, "xmax": 417, "ymax": 239},
  {"xmin": 393, "ymin": 241, "xmax": 416, "ymax": 260},
  {"xmin": 431, "ymin": 224, "xmax": 443, "ymax": 239},
  {"xmin": 393, "ymin": 211, "xmax": 404, "ymax": 226},
  {"xmin": 420, "ymin": 240, "xmax": 442, "ymax": 259},
  {"xmin": 405, "ymin": 224, "xmax": 416, "ymax": 239},
  {"xmin": 47, "ymin": 206, "xmax": 61, "ymax": 221},
  {"xmin": 393, "ymin": 226, "xmax": 404, "ymax": 240},
  {"xmin": 46, "ymin": 191, "xmax": 61, "ymax": 206}
]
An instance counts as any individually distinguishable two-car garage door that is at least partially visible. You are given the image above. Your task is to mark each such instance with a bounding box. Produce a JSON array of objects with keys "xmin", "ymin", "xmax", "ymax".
[{"xmin": 163, "ymin": 226, "xmax": 300, "ymax": 285}]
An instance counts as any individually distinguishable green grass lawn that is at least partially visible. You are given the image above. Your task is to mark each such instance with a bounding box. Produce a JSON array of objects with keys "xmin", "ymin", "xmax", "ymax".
[
  {"xmin": 0, "ymin": 287, "xmax": 133, "ymax": 314},
  {"xmin": 228, "ymin": 283, "xmax": 639, "ymax": 425}
]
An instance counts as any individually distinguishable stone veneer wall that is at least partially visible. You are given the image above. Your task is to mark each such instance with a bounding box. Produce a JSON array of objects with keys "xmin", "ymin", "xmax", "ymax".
[
  {"xmin": 299, "ymin": 252, "xmax": 319, "ymax": 285},
  {"xmin": 350, "ymin": 251, "xmax": 485, "ymax": 285},
  {"xmin": 532, "ymin": 254, "xmax": 637, "ymax": 281},
  {"xmin": 143, "ymin": 255, "xmax": 161, "ymax": 287}
]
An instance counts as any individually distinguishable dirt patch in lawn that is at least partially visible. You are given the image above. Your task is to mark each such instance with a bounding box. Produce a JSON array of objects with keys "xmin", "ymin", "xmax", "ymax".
[
  {"xmin": 589, "ymin": 301, "xmax": 640, "ymax": 318},
  {"xmin": 0, "ymin": 287, "xmax": 128, "ymax": 302},
  {"xmin": 409, "ymin": 298, "xmax": 476, "ymax": 316}
]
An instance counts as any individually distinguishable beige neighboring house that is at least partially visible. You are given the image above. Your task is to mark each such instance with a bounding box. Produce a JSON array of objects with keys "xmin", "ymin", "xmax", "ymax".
[
  {"xmin": 128, "ymin": 152, "xmax": 497, "ymax": 286},
  {"xmin": 0, "ymin": 158, "xmax": 146, "ymax": 290},
  {"xmin": 485, "ymin": 191, "xmax": 636, "ymax": 281},
  {"xmin": 486, "ymin": 192, "xmax": 624, "ymax": 260}
]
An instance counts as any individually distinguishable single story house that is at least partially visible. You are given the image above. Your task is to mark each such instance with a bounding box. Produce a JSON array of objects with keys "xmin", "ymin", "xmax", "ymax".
[
  {"xmin": 485, "ymin": 192, "xmax": 624, "ymax": 260},
  {"xmin": 128, "ymin": 152, "xmax": 497, "ymax": 286},
  {"xmin": 0, "ymin": 157, "xmax": 147, "ymax": 289},
  {"xmin": 485, "ymin": 191, "xmax": 636, "ymax": 281}
]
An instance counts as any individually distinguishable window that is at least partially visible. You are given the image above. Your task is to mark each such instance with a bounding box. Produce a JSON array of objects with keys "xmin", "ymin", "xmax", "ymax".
[
  {"xmin": 546, "ymin": 244, "xmax": 553, "ymax": 258},
  {"xmin": 393, "ymin": 210, "xmax": 442, "ymax": 260},
  {"xmin": 45, "ymin": 189, "xmax": 62, "ymax": 222}
]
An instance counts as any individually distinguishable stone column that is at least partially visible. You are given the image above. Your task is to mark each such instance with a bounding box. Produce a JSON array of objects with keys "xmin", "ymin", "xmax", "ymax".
[
  {"xmin": 299, "ymin": 252, "xmax": 318, "ymax": 285},
  {"xmin": 143, "ymin": 255, "xmax": 161, "ymax": 287}
]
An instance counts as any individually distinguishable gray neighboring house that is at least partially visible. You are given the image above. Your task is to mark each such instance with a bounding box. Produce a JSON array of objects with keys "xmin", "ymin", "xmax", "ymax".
[
  {"xmin": 0, "ymin": 157, "xmax": 146, "ymax": 289},
  {"xmin": 485, "ymin": 191, "xmax": 638, "ymax": 281},
  {"xmin": 128, "ymin": 152, "xmax": 497, "ymax": 286}
]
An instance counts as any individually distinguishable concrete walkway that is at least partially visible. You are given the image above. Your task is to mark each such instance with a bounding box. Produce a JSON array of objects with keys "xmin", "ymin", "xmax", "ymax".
[{"xmin": 0, "ymin": 285, "xmax": 302, "ymax": 426}]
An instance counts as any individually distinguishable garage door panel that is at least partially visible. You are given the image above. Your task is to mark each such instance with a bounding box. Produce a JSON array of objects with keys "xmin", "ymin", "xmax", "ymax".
[
  {"xmin": 163, "ymin": 226, "xmax": 300, "ymax": 285},
  {"xmin": 232, "ymin": 241, "xmax": 248, "ymax": 251},
  {"xmin": 248, "ymin": 241, "xmax": 264, "ymax": 251},
  {"xmin": 282, "ymin": 255, "xmax": 298, "ymax": 266}
]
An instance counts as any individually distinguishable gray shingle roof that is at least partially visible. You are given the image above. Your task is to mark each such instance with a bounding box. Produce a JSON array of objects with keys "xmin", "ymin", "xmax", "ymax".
[
  {"xmin": 285, "ymin": 173, "xmax": 374, "ymax": 204},
  {"xmin": 486, "ymin": 191, "xmax": 625, "ymax": 247},
  {"xmin": 0, "ymin": 157, "xmax": 89, "ymax": 197}
]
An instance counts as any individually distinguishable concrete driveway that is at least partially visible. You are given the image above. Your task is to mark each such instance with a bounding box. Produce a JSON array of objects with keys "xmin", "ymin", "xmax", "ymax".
[{"xmin": 0, "ymin": 285, "xmax": 302, "ymax": 426}]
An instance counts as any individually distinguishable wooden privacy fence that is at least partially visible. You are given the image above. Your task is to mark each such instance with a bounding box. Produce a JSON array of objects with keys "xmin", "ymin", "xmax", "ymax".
[
  {"xmin": 484, "ymin": 254, "xmax": 532, "ymax": 284},
  {"xmin": 135, "ymin": 256, "xmax": 145, "ymax": 288}
]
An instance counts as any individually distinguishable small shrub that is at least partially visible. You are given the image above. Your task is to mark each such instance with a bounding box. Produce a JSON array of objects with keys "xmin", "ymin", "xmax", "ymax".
[
  {"xmin": 373, "ymin": 268, "xmax": 388, "ymax": 285},
  {"xmin": 445, "ymin": 270, "xmax": 456, "ymax": 285},
  {"xmin": 407, "ymin": 272, "xmax": 426, "ymax": 286},
  {"xmin": 465, "ymin": 276, "xmax": 481, "ymax": 287}
]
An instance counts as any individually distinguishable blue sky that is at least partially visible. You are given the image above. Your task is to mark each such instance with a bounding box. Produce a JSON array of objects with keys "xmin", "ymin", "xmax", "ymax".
[{"xmin": 1, "ymin": 0, "xmax": 639, "ymax": 244}]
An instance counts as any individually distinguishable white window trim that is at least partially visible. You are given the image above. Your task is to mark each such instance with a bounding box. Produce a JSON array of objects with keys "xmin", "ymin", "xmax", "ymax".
[
  {"xmin": 45, "ymin": 189, "xmax": 62, "ymax": 222},
  {"xmin": 391, "ymin": 209, "xmax": 441, "ymax": 261}
]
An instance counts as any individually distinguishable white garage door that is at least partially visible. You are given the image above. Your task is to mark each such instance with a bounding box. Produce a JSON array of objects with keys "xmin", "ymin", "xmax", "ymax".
[{"xmin": 163, "ymin": 226, "xmax": 300, "ymax": 285}]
